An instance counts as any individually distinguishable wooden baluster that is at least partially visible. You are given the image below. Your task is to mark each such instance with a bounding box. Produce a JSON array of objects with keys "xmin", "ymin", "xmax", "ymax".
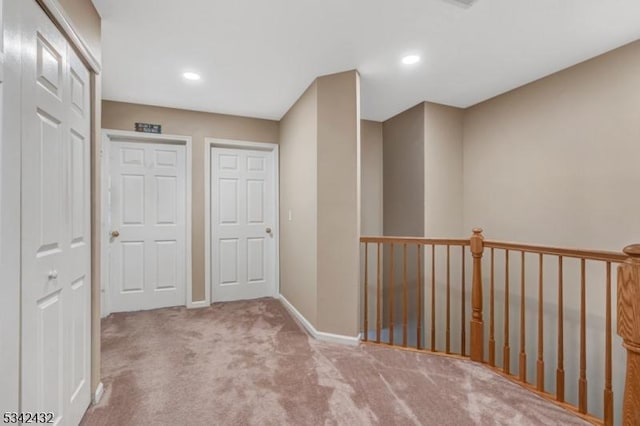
[
  {"xmin": 489, "ymin": 248, "xmax": 496, "ymax": 367},
  {"xmin": 431, "ymin": 244, "xmax": 436, "ymax": 351},
  {"xmin": 537, "ymin": 253, "xmax": 544, "ymax": 392},
  {"xmin": 417, "ymin": 245, "xmax": 422, "ymax": 350},
  {"xmin": 389, "ymin": 243, "xmax": 395, "ymax": 345},
  {"xmin": 402, "ymin": 244, "xmax": 408, "ymax": 347},
  {"xmin": 446, "ymin": 245, "xmax": 451, "ymax": 354},
  {"xmin": 519, "ymin": 251, "xmax": 527, "ymax": 383},
  {"xmin": 376, "ymin": 243, "xmax": 382, "ymax": 343},
  {"xmin": 617, "ymin": 245, "xmax": 640, "ymax": 426},
  {"xmin": 604, "ymin": 262, "xmax": 613, "ymax": 426},
  {"xmin": 579, "ymin": 258, "xmax": 587, "ymax": 414},
  {"xmin": 504, "ymin": 249, "xmax": 511, "ymax": 375},
  {"xmin": 462, "ymin": 246, "xmax": 466, "ymax": 356},
  {"xmin": 470, "ymin": 228, "xmax": 485, "ymax": 363},
  {"xmin": 557, "ymin": 256, "xmax": 565, "ymax": 402},
  {"xmin": 363, "ymin": 243, "xmax": 369, "ymax": 342}
]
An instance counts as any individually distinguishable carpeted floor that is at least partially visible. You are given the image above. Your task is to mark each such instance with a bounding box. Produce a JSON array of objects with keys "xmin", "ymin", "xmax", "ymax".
[{"xmin": 81, "ymin": 298, "xmax": 588, "ymax": 426}]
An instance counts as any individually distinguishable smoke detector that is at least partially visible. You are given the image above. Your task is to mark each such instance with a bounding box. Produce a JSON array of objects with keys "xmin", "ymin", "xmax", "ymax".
[{"xmin": 442, "ymin": 0, "xmax": 478, "ymax": 8}]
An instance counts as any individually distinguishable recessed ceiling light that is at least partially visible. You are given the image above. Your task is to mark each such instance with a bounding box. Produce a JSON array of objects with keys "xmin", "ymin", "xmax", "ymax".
[
  {"xmin": 402, "ymin": 55, "xmax": 421, "ymax": 65},
  {"xmin": 183, "ymin": 72, "xmax": 201, "ymax": 81},
  {"xmin": 442, "ymin": 0, "xmax": 478, "ymax": 8}
]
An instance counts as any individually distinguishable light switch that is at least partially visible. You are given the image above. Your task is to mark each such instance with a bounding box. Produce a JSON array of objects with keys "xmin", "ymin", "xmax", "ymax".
[{"xmin": 288, "ymin": 209, "xmax": 293, "ymax": 221}]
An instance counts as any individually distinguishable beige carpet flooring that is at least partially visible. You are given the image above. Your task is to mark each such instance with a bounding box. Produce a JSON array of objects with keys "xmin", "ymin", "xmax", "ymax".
[{"xmin": 81, "ymin": 298, "xmax": 589, "ymax": 426}]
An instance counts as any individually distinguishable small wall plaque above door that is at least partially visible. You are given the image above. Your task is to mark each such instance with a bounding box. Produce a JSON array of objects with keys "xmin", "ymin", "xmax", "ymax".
[{"xmin": 135, "ymin": 122, "xmax": 162, "ymax": 134}]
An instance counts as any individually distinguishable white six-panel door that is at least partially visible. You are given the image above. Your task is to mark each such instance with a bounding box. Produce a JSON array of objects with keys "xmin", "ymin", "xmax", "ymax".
[
  {"xmin": 211, "ymin": 147, "xmax": 276, "ymax": 301},
  {"xmin": 21, "ymin": 0, "xmax": 91, "ymax": 424},
  {"xmin": 109, "ymin": 141, "xmax": 187, "ymax": 312}
]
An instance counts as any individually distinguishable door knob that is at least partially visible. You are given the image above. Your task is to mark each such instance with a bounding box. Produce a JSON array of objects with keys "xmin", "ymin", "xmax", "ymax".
[
  {"xmin": 111, "ymin": 230, "xmax": 120, "ymax": 238},
  {"xmin": 48, "ymin": 270, "xmax": 58, "ymax": 280},
  {"xmin": 265, "ymin": 227, "xmax": 272, "ymax": 234}
]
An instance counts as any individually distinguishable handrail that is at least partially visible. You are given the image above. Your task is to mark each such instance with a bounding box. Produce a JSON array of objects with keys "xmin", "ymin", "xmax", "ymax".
[
  {"xmin": 360, "ymin": 236, "xmax": 627, "ymax": 263},
  {"xmin": 484, "ymin": 240, "xmax": 626, "ymax": 263}
]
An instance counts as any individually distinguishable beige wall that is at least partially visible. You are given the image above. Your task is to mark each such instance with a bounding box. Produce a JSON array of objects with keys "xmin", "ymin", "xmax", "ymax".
[
  {"xmin": 463, "ymin": 39, "xmax": 640, "ymax": 418},
  {"xmin": 102, "ymin": 101, "xmax": 280, "ymax": 302},
  {"xmin": 279, "ymin": 83, "xmax": 318, "ymax": 326},
  {"xmin": 361, "ymin": 120, "xmax": 383, "ymax": 236},
  {"xmin": 56, "ymin": 0, "xmax": 101, "ymax": 62},
  {"xmin": 423, "ymin": 102, "xmax": 465, "ymax": 353},
  {"xmin": 382, "ymin": 103, "xmax": 425, "ymax": 237},
  {"xmin": 360, "ymin": 120, "xmax": 383, "ymax": 335},
  {"xmin": 279, "ymin": 71, "xmax": 361, "ymax": 337},
  {"xmin": 380, "ymin": 103, "xmax": 425, "ymax": 333},
  {"xmin": 316, "ymin": 71, "xmax": 361, "ymax": 336},
  {"xmin": 464, "ymin": 39, "xmax": 640, "ymax": 249},
  {"xmin": 424, "ymin": 102, "xmax": 464, "ymax": 238}
]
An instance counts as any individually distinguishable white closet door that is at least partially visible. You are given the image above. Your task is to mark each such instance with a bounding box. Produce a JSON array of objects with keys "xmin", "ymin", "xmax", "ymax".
[
  {"xmin": 65, "ymin": 37, "xmax": 92, "ymax": 425},
  {"xmin": 21, "ymin": 1, "xmax": 91, "ymax": 424},
  {"xmin": 109, "ymin": 141, "xmax": 187, "ymax": 312},
  {"xmin": 0, "ymin": 0, "xmax": 21, "ymax": 414}
]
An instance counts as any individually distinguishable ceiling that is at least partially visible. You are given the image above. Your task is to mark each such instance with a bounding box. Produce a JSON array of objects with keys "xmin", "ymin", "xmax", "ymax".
[{"xmin": 92, "ymin": 0, "xmax": 640, "ymax": 121}]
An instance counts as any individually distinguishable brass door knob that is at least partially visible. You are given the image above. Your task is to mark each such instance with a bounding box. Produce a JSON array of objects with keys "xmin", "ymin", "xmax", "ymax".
[
  {"xmin": 111, "ymin": 230, "xmax": 120, "ymax": 238},
  {"xmin": 265, "ymin": 227, "xmax": 272, "ymax": 234}
]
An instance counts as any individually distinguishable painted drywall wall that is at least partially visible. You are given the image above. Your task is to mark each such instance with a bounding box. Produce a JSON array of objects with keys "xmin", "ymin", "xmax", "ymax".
[
  {"xmin": 463, "ymin": 39, "xmax": 640, "ymax": 419},
  {"xmin": 422, "ymin": 102, "xmax": 466, "ymax": 354},
  {"xmin": 279, "ymin": 82, "xmax": 319, "ymax": 327},
  {"xmin": 382, "ymin": 103, "xmax": 425, "ymax": 237},
  {"xmin": 381, "ymin": 103, "xmax": 425, "ymax": 339},
  {"xmin": 376, "ymin": 102, "xmax": 463, "ymax": 345},
  {"xmin": 465, "ymin": 40, "xmax": 640, "ymax": 249},
  {"xmin": 56, "ymin": 0, "xmax": 101, "ymax": 62},
  {"xmin": 361, "ymin": 120, "xmax": 383, "ymax": 336},
  {"xmin": 316, "ymin": 71, "xmax": 361, "ymax": 336},
  {"xmin": 361, "ymin": 120, "xmax": 383, "ymax": 237},
  {"xmin": 102, "ymin": 101, "xmax": 279, "ymax": 303},
  {"xmin": 279, "ymin": 71, "xmax": 361, "ymax": 337},
  {"xmin": 424, "ymin": 102, "xmax": 464, "ymax": 238}
]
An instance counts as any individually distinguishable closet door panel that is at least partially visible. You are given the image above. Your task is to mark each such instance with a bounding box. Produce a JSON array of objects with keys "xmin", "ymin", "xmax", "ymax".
[
  {"xmin": 65, "ymin": 43, "xmax": 91, "ymax": 423},
  {"xmin": 0, "ymin": 0, "xmax": 21, "ymax": 414},
  {"xmin": 20, "ymin": 3, "xmax": 67, "ymax": 421},
  {"xmin": 21, "ymin": 1, "xmax": 91, "ymax": 424}
]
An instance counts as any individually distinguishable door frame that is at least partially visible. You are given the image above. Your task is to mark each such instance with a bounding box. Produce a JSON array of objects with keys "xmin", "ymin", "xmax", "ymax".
[
  {"xmin": 100, "ymin": 129, "xmax": 193, "ymax": 316},
  {"xmin": 204, "ymin": 138, "xmax": 280, "ymax": 304}
]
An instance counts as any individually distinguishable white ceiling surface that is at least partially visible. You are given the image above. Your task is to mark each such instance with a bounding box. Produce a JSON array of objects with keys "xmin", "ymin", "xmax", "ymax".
[{"xmin": 93, "ymin": 0, "xmax": 640, "ymax": 121}]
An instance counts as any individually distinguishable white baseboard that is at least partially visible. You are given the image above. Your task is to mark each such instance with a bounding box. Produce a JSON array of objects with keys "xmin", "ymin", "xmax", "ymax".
[
  {"xmin": 278, "ymin": 294, "xmax": 360, "ymax": 346},
  {"xmin": 187, "ymin": 300, "xmax": 210, "ymax": 309},
  {"xmin": 93, "ymin": 382, "xmax": 104, "ymax": 404}
]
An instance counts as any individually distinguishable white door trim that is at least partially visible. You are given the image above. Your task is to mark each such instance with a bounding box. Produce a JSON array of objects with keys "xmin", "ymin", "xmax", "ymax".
[
  {"xmin": 204, "ymin": 138, "xmax": 280, "ymax": 304},
  {"xmin": 36, "ymin": 0, "xmax": 101, "ymax": 72},
  {"xmin": 100, "ymin": 129, "xmax": 193, "ymax": 315}
]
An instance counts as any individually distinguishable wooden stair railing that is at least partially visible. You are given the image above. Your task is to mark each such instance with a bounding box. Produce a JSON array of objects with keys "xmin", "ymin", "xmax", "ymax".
[
  {"xmin": 360, "ymin": 229, "xmax": 639, "ymax": 426},
  {"xmin": 618, "ymin": 245, "xmax": 640, "ymax": 425}
]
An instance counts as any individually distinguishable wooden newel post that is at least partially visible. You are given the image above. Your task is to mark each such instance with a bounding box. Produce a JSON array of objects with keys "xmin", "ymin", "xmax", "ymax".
[
  {"xmin": 470, "ymin": 228, "xmax": 485, "ymax": 362},
  {"xmin": 618, "ymin": 244, "xmax": 640, "ymax": 425}
]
